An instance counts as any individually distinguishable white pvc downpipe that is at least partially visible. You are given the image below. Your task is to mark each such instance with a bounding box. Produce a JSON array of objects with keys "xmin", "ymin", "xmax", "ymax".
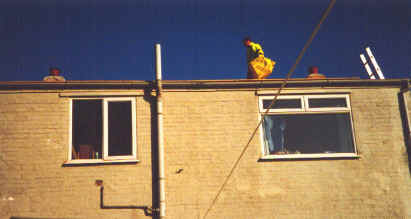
[{"xmin": 155, "ymin": 44, "xmax": 166, "ymax": 218}]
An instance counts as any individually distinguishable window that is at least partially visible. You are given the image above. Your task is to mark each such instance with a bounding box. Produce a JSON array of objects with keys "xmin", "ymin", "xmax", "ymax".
[
  {"xmin": 259, "ymin": 94, "xmax": 357, "ymax": 159},
  {"xmin": 69, "ymin": 97, "xmax": 137, "ymax": 163}
]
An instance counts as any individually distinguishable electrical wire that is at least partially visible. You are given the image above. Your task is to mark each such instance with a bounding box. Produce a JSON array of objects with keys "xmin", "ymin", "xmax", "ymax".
[{"xmin": 202, "ymin": 0, "xmax": 337, "ymax": 218}]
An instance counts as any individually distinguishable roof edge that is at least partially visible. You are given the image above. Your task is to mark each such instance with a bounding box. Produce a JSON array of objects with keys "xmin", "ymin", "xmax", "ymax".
[{"xmin": 0, "ymin": 78, "xmax": 409, "ymax": 90}]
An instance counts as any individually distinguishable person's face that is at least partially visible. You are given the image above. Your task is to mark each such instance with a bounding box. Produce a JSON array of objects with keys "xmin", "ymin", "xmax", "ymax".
[{"xmin": 243, "ymin": 40, "xmax": 250, "ymax": 47}]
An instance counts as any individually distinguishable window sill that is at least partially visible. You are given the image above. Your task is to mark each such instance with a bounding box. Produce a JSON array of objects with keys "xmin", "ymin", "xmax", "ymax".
[
  {"xmin": 63, "ymin": 159, "xmax": 140, "ymax": 166},
  {"xmin": 259, "ymin": 153, "xmax": 360, "ymax": 161}
]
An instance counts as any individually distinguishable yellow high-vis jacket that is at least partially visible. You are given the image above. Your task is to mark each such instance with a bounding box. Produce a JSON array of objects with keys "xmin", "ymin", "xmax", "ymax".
[
  {"xmin": 246, "ymin": 41, "xmax": 276, "ymax": 79},
  {"xmin": 246, "ymin": 42, "xmax": 264, "ymax": 63}
]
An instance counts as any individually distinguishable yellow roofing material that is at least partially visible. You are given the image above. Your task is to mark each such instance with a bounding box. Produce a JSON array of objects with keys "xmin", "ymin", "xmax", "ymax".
[{"xmin": 248, "ymin": 56, "xmax": 276, "ymax": 79}]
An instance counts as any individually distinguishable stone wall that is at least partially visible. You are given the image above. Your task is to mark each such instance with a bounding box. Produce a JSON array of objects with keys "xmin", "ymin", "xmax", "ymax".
[
  {"xmin": 0, "ymin": 92, "xmax": 153, "ymax": 219},
  {"xmin": 0, "ymin": 86, "xmax": 410, "ymax": 219},
  {"xmin": 163, "ymin": 88, "xmax": 411, "ymax": 218}
]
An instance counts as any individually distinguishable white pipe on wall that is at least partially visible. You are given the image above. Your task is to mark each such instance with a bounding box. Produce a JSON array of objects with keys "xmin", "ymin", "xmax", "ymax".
[{"xmin": 155, "ymin": 43, "xmax": 166, "ymax": 218}]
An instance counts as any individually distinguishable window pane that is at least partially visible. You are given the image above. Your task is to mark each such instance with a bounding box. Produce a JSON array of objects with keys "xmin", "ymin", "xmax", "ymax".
[
  {"xmin": 108, "ymin": 101, "xmax": 132, "ymax": 156},
  {"xmin": 308, "ymin": 98, "xmax": 347, "ymax": 108},
  {"xmin": 72, "ymin": 100, "xmax": 102, "ymax": 159},
  {"xmin": 263, "ymin": 113, "xmax": 354, "ymax": 155},
  {"xmin": 263, "ymin": 99, "xmax": 301, "ymax": 109}
]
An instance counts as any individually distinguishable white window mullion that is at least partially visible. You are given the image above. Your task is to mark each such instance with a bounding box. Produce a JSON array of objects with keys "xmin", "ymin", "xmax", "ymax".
[
  {"xmin": 103, "ymin": 99, "xmax": 109, "ymax": 159},
  {"xmin": 68, "ymin": 99, "xmax": 73, "ymax": 161},
  {"xmin": 346, "ymin": 95, "xmax": 352, "ymax": 109},
  {"xmin": 131, "ymin": 100, "xmax": 137, "ymax": 158},
  {"xmin": 303, "ymin": 96, "xmax": 309, "ymax": 112}
]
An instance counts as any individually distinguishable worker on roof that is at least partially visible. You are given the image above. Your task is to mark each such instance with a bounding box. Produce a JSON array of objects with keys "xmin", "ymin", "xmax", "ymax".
[{"xmin": 243, "ymin": 37, "xmax": 276, "ymax": 79}]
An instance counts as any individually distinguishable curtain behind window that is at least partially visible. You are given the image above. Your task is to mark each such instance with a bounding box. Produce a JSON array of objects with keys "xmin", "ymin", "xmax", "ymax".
[{"xmin": 263, "ymin": 116, "xmax": 285, "ymax": 154}]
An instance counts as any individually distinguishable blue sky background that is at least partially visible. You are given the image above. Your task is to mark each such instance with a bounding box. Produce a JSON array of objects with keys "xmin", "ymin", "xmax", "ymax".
[{"xmin": 0, "ymin": 0, "xmax": 410, "ymax": 81}]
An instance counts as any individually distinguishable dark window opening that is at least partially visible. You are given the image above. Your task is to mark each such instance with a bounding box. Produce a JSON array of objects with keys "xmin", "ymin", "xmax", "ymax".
[
  {"xmin": 108, "ymin": 101, "xmax": 132, "ymax": 156},
  {"xmin": 263, "ymin": 113, "xmax": 355, "ymax": 155},
  {"xmin": 72, "ymin": 100, "xmax": 102, "ymax": 159},
  {"xmin": 308, "ymin": 98, "xmax": 347, "ymax": 108},
  {"xmin": 263, "ymin": 99, "xmax": 302, "ymax": 109}
]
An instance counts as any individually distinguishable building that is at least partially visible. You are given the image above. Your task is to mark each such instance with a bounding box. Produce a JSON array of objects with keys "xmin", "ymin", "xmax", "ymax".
[{"xmin": 0, "ymin": 76, "xmax": 410, "ymax": 218}]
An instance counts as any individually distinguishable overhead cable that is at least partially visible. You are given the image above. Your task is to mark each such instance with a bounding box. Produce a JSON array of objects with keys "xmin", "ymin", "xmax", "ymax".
[{"xmin": 202, "ymin": 0, "xmax": 337, "ymax": 218}]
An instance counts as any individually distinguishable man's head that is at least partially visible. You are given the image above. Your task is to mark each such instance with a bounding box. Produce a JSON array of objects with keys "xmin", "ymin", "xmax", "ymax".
[
  {"xmin": 243, "ymin": 37, "xmax": 251, "ymax": 47},
  {"xmin": 49, "ymin": 67, "xmax": 61, "ymax": 76}
]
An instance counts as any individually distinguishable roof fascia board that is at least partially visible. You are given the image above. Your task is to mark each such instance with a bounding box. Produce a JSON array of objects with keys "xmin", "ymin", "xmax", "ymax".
[
  {"xmin": 0, "ymin": 80, "xmax": 151, "ymax": 90},
  {"xmin": 0, "ymin": 79, "xmax": 408, "ymax": 91},
  {"xmin": 161, "ymin": 79, "xmax": 409, "ymax": 90}
]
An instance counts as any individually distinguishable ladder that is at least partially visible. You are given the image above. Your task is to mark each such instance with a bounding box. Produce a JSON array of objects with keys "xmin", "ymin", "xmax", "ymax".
[{"xmin": 360, "ymin": 47, "xmax": 385, "ymax": 79}]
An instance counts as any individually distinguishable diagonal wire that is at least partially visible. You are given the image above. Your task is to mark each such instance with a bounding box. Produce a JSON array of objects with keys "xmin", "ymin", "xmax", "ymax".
[{"xmin": 202, "ymin": 0, "xmax": 336, "ymax": 218}]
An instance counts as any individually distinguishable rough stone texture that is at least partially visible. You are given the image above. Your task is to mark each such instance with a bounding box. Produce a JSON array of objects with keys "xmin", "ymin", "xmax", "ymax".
[
  {"xmin": 0, "ymin": 86, "xmax": 410, "ymax": 219},
  {"xmin": 0, "ymin": 92, "xmax": 153, "ymax": 219},
  {"xmin": 162, "ymin": 88, "xmax": 411, "ymax": 219}
]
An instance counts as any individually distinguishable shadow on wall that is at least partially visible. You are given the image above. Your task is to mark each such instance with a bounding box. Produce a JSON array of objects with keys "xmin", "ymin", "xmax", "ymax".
[
  {"xmin": 88, "ymin": 83, "xmax": 159, "ymax": 218},
  {"xmin": 59, "ymin": 84, "xmax": 160, "ymax": 218},
  {"xmin": 98, "ymin": 185, "xmax": 152, "ymax": 216},
  {"xmin": 144, "ymin": 84, "xmax": 160, "ymax": 219},
  {"xmin": 10, "ymin": 184, "xmax": 154, "ymax": 219},
  {"xmin": 398, "ymin": 91, "xmax": 411, "ymax": 175}
]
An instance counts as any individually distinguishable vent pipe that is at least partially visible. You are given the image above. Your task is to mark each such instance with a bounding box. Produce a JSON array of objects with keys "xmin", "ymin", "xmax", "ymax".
[{"xmin": 155, "ymin": 44, "xmax": 166, "ymax": 219}]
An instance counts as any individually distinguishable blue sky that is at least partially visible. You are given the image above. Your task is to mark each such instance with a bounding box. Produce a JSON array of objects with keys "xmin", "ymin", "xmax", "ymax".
[{"xmin": 0, "ymin": 0, "xmax": 410, "ymax": 81}]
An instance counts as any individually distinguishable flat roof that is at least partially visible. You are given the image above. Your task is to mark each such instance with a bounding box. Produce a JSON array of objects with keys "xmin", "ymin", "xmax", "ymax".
[{"xmin": 0, "ymin": 78, "xmax": 409, "ymax": 90}]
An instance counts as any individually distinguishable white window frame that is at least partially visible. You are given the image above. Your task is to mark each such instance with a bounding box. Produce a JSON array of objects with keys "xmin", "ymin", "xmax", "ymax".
[
  {"xmin": 259, "ymin": 94, "xmax": 358, "ymax": 159},
  {"xmin": 259, "ymin": 95, "xmax": 305, "ymax": 113},
  {"xmin": 67, "ymin": 97, "xmax": 138, "ymax": 164},
  {"xmin": 304, "ymin": 94, "xmax": 351, "ymax": 112}
]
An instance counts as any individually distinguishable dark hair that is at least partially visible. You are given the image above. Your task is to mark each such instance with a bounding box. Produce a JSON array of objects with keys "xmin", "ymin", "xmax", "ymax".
[{"xmin": 243, "ymin": 36, "xmax": 251, "ymax": 42}]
